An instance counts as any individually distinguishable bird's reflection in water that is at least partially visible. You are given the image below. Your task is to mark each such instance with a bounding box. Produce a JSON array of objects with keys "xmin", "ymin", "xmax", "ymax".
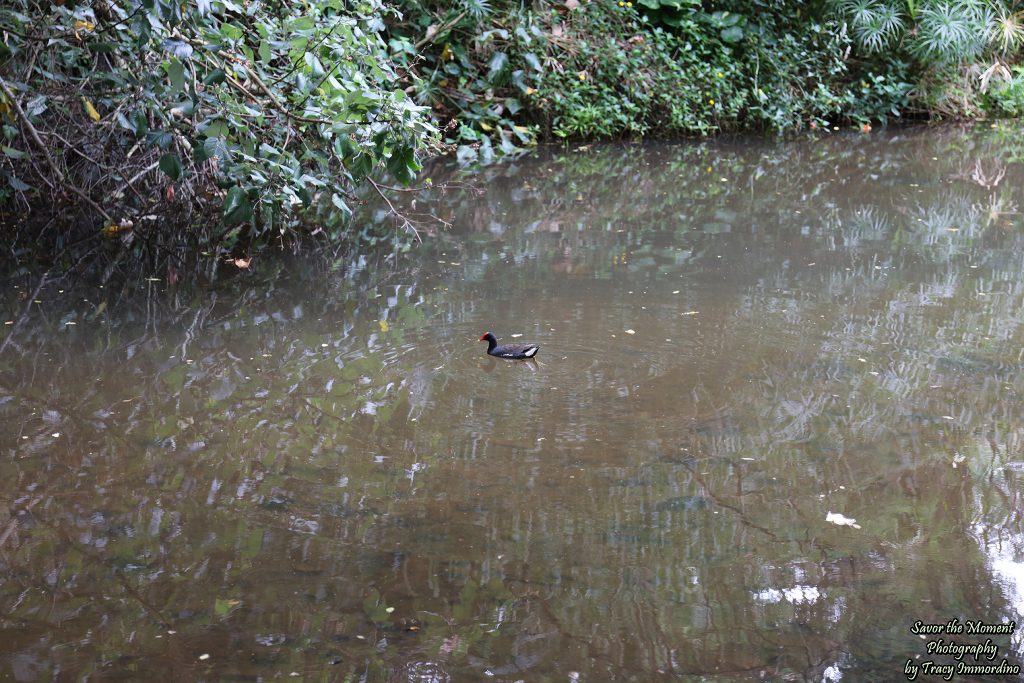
[{"xmin": 478, "ymin": 358, "xmax": 539, "ymax": 372}]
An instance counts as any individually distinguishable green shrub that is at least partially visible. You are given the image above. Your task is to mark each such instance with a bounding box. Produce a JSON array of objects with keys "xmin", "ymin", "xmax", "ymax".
[
  {"xmin": 982, "ymin": 65, "xmax": 1024, "ymax": 116},
  {"xmin": 0, "ymin": 0, "xmax": 437, "ymax": 241}
]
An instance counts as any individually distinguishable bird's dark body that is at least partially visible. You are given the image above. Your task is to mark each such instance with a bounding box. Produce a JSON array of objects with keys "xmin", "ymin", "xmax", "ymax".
[{"xmin": 479, "ymin": 332, "xmax": 539, "ymax": 360}]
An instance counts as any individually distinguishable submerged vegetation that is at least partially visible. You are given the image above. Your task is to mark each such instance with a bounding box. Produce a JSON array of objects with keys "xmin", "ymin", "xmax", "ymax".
[{"xmin": 1, "ymin": 0, "xmax": 1024, "ymax": 262}]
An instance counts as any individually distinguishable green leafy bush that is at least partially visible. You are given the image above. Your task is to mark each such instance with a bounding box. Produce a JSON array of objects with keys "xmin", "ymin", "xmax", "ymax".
[
  {"xmin": 982, "ymin": 65, "xmax": 1024, "ymax": 115},
  {"xmin": 0, "ymin": 0, "xmax": 437, "ymax": 244}
]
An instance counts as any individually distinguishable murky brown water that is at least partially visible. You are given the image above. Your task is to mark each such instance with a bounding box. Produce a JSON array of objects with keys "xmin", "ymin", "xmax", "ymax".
[{"xmin": 4, "ymin": 124, "xmax": 1024, "ymax": 681}]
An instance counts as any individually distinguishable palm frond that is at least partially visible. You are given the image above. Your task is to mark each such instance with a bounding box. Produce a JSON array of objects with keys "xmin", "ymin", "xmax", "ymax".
[
  {"xmin": 989, "ymin": 5, "xmax": 1024, "ymax": 55},
  {"xmin": 910, "ymin": 1, "xmax": 988, "ymax": 63},
  {"xmin": 834, "ymin": 0, "xmax": 904, "ymax": 53}
]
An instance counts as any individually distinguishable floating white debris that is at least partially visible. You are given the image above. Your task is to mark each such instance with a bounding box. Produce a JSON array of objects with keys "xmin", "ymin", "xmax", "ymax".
[
  {"xmin": 942, "ymin": 416, "xmax": 955, "ymax": 420},
  {"xmin": 625, "ymin": 329, "xmax": 635, "ymax": 335},
  {"xmin": 672, "ymin": 290, "xmax": 680, "ymax": 294},
  {"xmin": 198, "ymin": 654, "xmax": 210, "ymax": 661},
  {"xmin": 511, "ymin": 333, "xmax": 523, "ymax": 338},
  {"xmin": 682, "ymin": 311, "xmax": 698, "ymax": 316},
  {"xmin": 826, "ymin": 511, "xmax": 861, "ymax": 529}
]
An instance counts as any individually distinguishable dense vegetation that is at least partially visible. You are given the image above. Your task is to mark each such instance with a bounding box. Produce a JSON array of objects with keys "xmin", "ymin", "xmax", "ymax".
[{"xmin": 1, "ymin": 0, "xmax": 1023, "ymax": 262}]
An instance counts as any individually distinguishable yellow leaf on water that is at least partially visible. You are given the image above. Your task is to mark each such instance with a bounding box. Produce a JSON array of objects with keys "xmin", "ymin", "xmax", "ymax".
[
  {"xmin": 379, "ymin": 320, "xmax": 389, "ymax": 332},
  {"xmin": 82, "ymin": 97, "xmax": 101, "ymax": 121}
]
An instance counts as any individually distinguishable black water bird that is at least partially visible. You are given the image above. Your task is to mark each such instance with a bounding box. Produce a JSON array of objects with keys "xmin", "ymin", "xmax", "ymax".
[{"xmin": 479, "ymin": 332, "xmax": 539, "ymax": 360}]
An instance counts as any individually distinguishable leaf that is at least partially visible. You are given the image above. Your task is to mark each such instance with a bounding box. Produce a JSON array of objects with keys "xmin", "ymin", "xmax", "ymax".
[
  {"xmin": 161, "ymin": 38, "xmax": 194, "ymax": 60},
  {"xmin": 223, "ymin": 186, "xmax": 252, "ymax": 223},
  {"xmin": 159, "ymin": 153, "xmax": 182, "ymax": 181},
  {"xmin": 202, "ymin": 68, "xmax": 227, "ymax": 85},
  {"xmin": 169, "ymin": 100, "xmax": 196, "ymax": 117},
  {"xmin": 199, "ymin": 119, "xmax": 229, "ymax": 138},
  {"xmin": 164, "ymin": 59, "xmax": 186, "ymax": 94},
  {"xmin": 487, "ymin": 51, "xmax": 509, "ymax": 79},
  {"xmin": 131, "ymin": 109, "xmax": 149, "ymax": 137},
  {"xmin": 523, "ymin": 52, "xmax": 542, "ymax": 72},
  {"xmin": 303, "ymin": 51, "xmax": 325, "ymax": 76},
  {"xmin": 25, "ymin": 95, "xmax": 47, "ymax": 117},
  {"xmin": 146, "ymin": 131, "xmax": 173, "ymax": 149},
  {"xmin": 331, "ymin": 193, "xmax": 350, "ymax": 213},
  {"xmin": 82, "ymin": 97, "xmax": 101, "ymax": 121},
  {"xmin": 2, "ymin": 146, "xmax": 27, "ymax": 160},
  {"xmin": 9, "ymin": 175, "xmax": 31, "ymax": 192},
  {"xmin": 720, "ymin": 26, "xmax": 744, "ymax": 43},
  {"xmin": 203, "ymin": 136, "xmax": 230, "ymax": 162},
  {"xmin": 220, "ymin": 23, "xmax": 244, "ymax": 42}
]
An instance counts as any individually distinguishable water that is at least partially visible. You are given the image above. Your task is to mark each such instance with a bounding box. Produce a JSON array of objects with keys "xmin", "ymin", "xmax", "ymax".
[{"xmin": 3, "ymin": 124, "xmax": 1024, "ymax": 681}]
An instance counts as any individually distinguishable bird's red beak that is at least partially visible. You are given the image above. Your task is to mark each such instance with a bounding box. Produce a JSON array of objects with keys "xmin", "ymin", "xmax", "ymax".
[{"xmin": 479, "ymin": 333, "xmax": 487, "ymax": 341}]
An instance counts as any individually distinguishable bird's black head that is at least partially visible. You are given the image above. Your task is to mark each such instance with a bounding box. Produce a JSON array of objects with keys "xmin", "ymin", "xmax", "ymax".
[{"xmin": 479, "ymin": 332, "xmax": 495, "ymax": 342}]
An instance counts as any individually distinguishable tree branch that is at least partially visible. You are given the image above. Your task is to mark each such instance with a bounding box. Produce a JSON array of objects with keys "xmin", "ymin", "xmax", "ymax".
[{"xmin": 0, "ymin": 75, "xmax": 114, "ymax": 223}]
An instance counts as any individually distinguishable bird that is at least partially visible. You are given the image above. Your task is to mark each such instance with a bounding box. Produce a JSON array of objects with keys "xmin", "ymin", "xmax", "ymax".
[{"xmin": 479, "ymin": 332, "xmax": 539, "ymax": 360}]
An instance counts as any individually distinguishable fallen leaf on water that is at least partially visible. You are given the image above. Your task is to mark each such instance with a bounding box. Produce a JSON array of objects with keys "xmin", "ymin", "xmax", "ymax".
[
  {"xmin": 825, "ymin": 511, "xmax": 860, "ymax": 529},
  {"xmin": 379, "ymin": 320, "xmax": 389, "ymax": 332}
]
